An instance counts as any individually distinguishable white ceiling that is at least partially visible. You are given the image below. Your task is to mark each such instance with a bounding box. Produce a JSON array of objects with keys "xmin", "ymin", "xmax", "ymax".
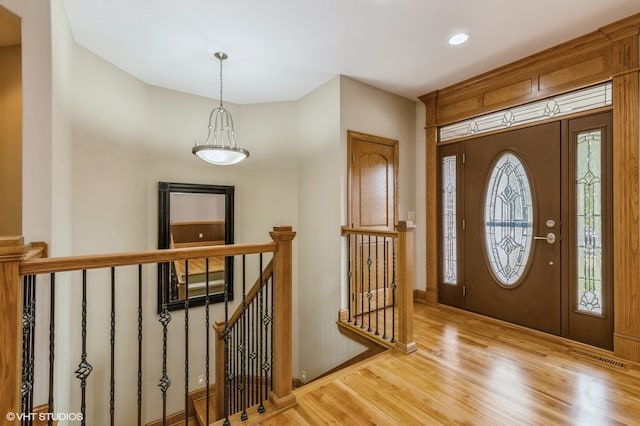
[{"xmin": 63, "ymin": 0, "xmax": 640, "ymax": 105}]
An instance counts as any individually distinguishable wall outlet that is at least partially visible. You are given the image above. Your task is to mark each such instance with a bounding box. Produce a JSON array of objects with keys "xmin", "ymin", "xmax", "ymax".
[
  {"xmin": 198, "ymin": 375, "xmax": 205, "ymax": 385},
  {"xmin": 301, "ymin": 370, "xmax": 306, "ymax": 382}
]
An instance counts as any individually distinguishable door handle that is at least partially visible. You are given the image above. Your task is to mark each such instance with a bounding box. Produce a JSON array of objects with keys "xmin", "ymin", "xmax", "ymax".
[{"xmin": 533, "ymin": 232, "xmax": 556, "ymax": 244}]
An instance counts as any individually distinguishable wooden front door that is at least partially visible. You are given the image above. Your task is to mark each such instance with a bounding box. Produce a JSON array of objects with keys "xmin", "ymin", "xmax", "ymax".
[
  {"xmin": 464, "ymin": 122, "xmax": 562, "ymax": 335},
  {"xmin": 439, "ymin": 112, "xmax": 613, "ymax": 349}
]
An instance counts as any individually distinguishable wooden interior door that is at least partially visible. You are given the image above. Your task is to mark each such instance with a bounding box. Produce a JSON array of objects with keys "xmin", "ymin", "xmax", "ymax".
[
  {"xmin": 347, "ymin": 131, "xmax": 398, "ymax": 230},
  {"xmin": 347, "ymin": 130, "xmax": 398, "ymax": 317},
  {"xmin": 464, "ymin": 122, "xmax": 562, "ymax": 335}
]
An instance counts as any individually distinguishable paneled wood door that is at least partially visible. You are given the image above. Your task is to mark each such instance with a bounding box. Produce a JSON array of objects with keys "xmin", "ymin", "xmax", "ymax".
[
  {"xmin": 347, "ymin": 131, "xmax": 398, "ymax": 317},
  {"xmin": 347, "ymin": 131, "xmax": 398, "ymax": 230}
]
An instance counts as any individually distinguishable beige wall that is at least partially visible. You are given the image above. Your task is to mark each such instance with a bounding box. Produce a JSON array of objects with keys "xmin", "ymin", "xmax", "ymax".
[
  {"xmin": 296, "ymin": 76, "xmax": 365, "ymax": 381},
  {"xmin": 3, "ymin": 1, "xmax": 420, "ymax": 422}
]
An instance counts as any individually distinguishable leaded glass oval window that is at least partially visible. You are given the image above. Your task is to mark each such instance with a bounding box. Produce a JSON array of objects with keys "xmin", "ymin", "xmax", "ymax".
[{"xmin": 484, "ymin": 152, "xmax": 533, "ymax": 286}]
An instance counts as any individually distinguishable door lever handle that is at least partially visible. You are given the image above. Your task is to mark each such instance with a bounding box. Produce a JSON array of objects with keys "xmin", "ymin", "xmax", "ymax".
[{"xmin": 533, "ymin": 232, "xmax": 556, "ymax": 244}]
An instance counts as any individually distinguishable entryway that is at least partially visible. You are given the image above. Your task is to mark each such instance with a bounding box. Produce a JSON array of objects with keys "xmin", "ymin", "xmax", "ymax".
[{"xmin": 438, "ymin": 112, "xmax": 613, "ymax": 349}]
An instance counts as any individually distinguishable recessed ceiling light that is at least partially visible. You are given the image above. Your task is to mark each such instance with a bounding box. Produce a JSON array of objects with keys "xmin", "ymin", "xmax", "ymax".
[{"xmin": 448, "ymin": 33, "xmax": 469, "ymax": 46}]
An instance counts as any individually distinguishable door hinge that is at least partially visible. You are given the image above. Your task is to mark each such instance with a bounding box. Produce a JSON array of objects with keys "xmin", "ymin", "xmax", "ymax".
[
  {"xmin": 352, "ymin": 153, "xmax": 355, "ymax": 163},
  {"xmin": 462, "ymin": 152, "xmax": 466, "ymax": 164},
  {"xmin": 463, "ymin": 285, "xmax": 466, "ymax": 296},
  {"xmin": 462, "ymin": 219, "xmax": 466, "ymax": 231}
]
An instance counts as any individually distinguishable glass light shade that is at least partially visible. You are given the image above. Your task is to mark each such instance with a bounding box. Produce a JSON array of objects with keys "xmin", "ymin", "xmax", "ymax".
[
  {"xmin": 193, "ymin": 145, "xmax": 249, "ymax": 166},
  {"xmin": 192, "ymin": 105, "xmax": 250, "ymax": 166}
]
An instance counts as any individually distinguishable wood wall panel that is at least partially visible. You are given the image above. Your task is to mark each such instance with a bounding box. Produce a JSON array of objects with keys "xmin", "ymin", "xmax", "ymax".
[
  {"xmin": 420, "ymin": 13, "xmax": 640, "ymax": 361},
  {"xmin": 0, "ymin": 44, "xmax": 22, "ymax": 236},
  {"xmin": 429, "ymin": 31, "xmax": 615, "ymax": 126},
  {"xmin": 538, "ymin": 55, "xmax": 608, "ymax": 91},
  {"xmin": 423, "ymin": 92, "xmax": 438, "ymax": 304},
  {"xmin": 611, "ymin": 33, "xmax": 640, "ymax": 361},
  {"xmin": 483, "ymin": 79, "xmax": 532, "ymax": 107}
]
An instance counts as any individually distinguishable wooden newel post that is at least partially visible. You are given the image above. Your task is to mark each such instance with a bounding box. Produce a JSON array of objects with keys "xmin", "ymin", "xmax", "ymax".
[
  {"xmin": 396, "ymin": 221, "xmax": 417, "ymax": 354},
  {"xmin": 0, "ymin": 237, "xmax": 29, "ymax": 419},
  {"xmin": 268, "ymin": 226, "xmax": 297, "ymax": 410},
  {"xmin": 213, "ymin": 320, "xmax": 226, "ymax": 420}
]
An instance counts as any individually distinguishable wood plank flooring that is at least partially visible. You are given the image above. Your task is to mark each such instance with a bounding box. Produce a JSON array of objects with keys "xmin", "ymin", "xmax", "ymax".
[{"xmin": 260, "ymin": 302, "xmax": 640, "ymax": 425}]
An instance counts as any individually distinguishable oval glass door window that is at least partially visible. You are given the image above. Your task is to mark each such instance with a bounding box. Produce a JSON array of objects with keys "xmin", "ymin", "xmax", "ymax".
[{"xmin": 484, "ymin": 151, "xmax": 533, "ymax": 286}]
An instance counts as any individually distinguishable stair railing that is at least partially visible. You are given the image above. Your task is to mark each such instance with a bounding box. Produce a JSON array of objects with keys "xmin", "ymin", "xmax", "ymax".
[
  {"xmin": 0, "ymin": 225, "xmax": 296, "ymax": 425},
  {"xmin": 214, "ymin": 226, "xmax": 296, "ymax": 424},
  {"xmin": 340, "ymin": 220, "xmax": 417, "ymax": 354}
]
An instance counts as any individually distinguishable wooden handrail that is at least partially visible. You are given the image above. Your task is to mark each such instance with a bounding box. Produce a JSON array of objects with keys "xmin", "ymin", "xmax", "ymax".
[
  {"xmin": 341, "ymin": 225, "xmax": 399, "ymax": 238},
  {"xmin": 20, "ymin": 242, "xmax": 277, "ymax": 275}
]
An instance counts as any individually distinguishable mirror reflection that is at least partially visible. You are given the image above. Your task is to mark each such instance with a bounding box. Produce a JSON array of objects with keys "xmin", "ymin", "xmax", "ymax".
[{"xmin": 158, "ymin": 182, "xmax": 234, "ymax": 312}]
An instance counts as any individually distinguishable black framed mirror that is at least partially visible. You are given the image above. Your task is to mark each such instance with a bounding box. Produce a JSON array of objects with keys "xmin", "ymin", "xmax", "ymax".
[{"xmin": 158, "ymin": 182, "xmax": 234, "ymax": 312}]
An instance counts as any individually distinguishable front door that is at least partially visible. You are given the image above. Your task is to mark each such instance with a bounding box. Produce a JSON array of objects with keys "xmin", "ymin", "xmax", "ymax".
[
  {"xmin": 441, "ymin": 112, "xmax": 614, "ymax": 349},
  {"xmin": 464, "ymin": 122, "xmax": 562, "ymax": 334}
]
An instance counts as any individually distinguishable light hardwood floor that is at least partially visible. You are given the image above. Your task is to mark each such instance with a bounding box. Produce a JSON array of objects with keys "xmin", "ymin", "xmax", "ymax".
[{"xmin": 257, "ymin": 302, "xmax": 640, "ymax": 425}]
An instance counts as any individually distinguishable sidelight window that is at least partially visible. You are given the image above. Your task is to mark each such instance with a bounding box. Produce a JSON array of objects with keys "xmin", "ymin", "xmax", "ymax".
[
  {"xmin": 576, "ymin": 130, "xmax": 603, "ymax": 314},
  {"xmin": 442, "ymin": 155, "xmax": 457, "ymax": 284}
]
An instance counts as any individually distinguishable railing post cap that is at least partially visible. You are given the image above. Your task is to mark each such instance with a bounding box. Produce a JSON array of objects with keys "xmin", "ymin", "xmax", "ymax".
[
  {"xmin": 0, "ymin": 236, "xmax": 29, "ymax": 260},
  {"xmin": 396, "ymin": 221, "xmax": 416, "ymax": 232},
  {"xmin": 270, "ymin": 226, "xmax": 296, "ymax": 241}
]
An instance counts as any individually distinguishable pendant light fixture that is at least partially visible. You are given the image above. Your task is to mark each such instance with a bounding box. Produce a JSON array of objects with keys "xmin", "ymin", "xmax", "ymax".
[{"xmin": 192, "ymin": 52, "xmax": 249, "ymax": 166}]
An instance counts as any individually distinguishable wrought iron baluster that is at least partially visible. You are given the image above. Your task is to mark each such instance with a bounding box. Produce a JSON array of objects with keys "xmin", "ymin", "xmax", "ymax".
[
  {"xmin": 347, "ymin": 235, "xmax": 352, "ymax": 323},
  {"xmin": 223, "ymin": 257, "xmax": 231, "ymax": 426},
  {"xmin": 360, "ymin": 234, "xmax": 365, "ymax": 330},
  {"xmin": 375, "ymin": 236, "xmax": 380, "ymax": 336},
  {"xmin": 75, "ymin": 270, "xmax": 93, "ymax": 426},
  {"xmin": 137, "ymin": 265, "xmax": 143, "ymax": 426},
  {"xmin": 240, "ymin": 255, "xmax": 248, "ymax": 421},
  {"xmin": 367, "ymin": 235, "xmax": 372, "ymax": 332},
  {"xmin": 21, "ymin": 274, "xmax": 36, "ymax": 420},
  {"xmin": 353, "ymin": 234, "xmax": 358, "ymax": 327},
  {"xmin": 234, "ymin": 324, "xmax": 239, "ymax": 414},
  {"xmin": 263, "ymin": 271, "xmax": 271, "ymax": 407},
  {"xmin": 48, "ymin": 273, "xmax": 55, "ymax": 426},
  {"xmin": 184, "ymin": 260, "xmax": 190, "ymax": 425},
  {"xmin": 110, "ymin": 267, "xmax": 116, "ymax": 426},
  {"xmin": 270, "ymin": 274, "xmax": 274, "ymax": 392},
  {"xmin": 391, "ymin": 238, "xmax": 397, "ymax": 343},
  {"xmin": 258, "ymin": 254, "xmax": 265, "ymax": 413},
  {"xmin": 383, "ymin": 238, "xmax": 388, "ymax": 340},
  {"xmin": 158, "ymin": 264, "xmax": 172, "ymax": 423},
  {"xmin": 205, "ymin": 258, "xmax": 211, "ymax": 425},
  {"xmin": 251, "ymin": 289, "xmax": 257, "ymax": 407}
]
